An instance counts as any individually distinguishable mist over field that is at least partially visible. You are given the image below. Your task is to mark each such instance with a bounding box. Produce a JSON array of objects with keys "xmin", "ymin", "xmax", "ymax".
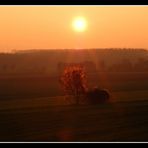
[{"xmin": 1, "ymin": 5, "xmax": 148, "ymax": 142}]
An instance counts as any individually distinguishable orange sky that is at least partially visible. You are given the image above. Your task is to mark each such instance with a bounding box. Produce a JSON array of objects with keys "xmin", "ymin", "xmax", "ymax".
[{"xmin": 0, "ymin": 6, "xmax": 148, "ymax": 51}]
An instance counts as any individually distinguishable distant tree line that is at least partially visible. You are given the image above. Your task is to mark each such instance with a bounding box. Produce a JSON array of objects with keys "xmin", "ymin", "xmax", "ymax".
[{"xmin": 0, "ymin": 48, "xmax": 148, "ymax": 76}]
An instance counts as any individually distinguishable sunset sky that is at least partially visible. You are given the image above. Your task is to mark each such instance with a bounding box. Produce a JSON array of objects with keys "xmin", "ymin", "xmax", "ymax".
[{"xmin": 0, "ymin": 5, "xmax": 148, "ymax": 52}]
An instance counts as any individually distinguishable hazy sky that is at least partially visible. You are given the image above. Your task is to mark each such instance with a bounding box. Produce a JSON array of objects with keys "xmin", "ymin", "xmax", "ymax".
[{"xmin": 0, "ymin": 5, "xmax": 148, "ymax": 51}]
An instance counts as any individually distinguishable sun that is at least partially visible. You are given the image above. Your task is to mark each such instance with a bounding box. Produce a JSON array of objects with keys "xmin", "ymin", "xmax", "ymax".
[{"xmin": 72, "ymin": 17, "xmax": 87, "ymax": 32}]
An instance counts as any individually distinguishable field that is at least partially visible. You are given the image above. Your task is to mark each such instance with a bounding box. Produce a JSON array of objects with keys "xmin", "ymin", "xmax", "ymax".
[
  {"xmin": 1, "ymin": 97, "xmax": 148, "ymax": 142},
  {"xmin": 0, "ymin": 72, "xmax": 148, "ymax": 142}
]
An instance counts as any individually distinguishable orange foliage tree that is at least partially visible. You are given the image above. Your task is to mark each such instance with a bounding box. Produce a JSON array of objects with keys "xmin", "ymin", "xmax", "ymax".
[{"xmin": 60, "ymin": 65, "xmax": 88, "ymax": 104}]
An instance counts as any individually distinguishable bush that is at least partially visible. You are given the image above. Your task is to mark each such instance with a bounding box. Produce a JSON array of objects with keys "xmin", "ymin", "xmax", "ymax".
[{"xmin": 85, "ymin": 87, "xmax": 110, "ymax": 104}]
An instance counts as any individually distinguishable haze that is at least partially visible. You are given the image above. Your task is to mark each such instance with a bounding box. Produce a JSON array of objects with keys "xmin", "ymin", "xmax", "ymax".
[{"xmin": 0, "ymin": 6, "xmax": 148, "ymax": 52}]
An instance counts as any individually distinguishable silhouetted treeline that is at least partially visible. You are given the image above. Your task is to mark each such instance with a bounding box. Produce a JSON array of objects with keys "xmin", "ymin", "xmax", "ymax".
[{"xmin": 0, "ymin": 48, "xmax": 148, "ymax": 76}]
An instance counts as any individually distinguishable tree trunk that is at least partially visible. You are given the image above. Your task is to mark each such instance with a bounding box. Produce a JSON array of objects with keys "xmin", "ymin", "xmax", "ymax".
[{"xmin": 75, "ymin": 96, "xmax": 79, "ymax": 105}]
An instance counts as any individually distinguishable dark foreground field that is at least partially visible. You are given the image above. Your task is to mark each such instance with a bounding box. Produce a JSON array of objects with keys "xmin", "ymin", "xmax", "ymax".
[{"xmin": 1, "ymin": 94, "xmax": 148, "ymax": 142}]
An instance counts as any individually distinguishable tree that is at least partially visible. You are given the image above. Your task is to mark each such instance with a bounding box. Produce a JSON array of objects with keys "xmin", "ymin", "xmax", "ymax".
[{"xmin": 60, "ymin": 65, "xmax": 87, "ymax": 104}]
